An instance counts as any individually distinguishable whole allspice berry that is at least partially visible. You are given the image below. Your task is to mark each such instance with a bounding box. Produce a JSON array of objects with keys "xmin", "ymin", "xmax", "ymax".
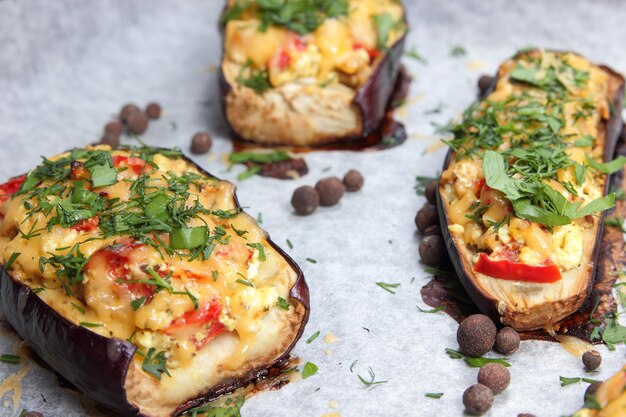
[
  {"xmin": 585, "ymin": 381, "xmax": 602, "ymax": 401},
  {"xmin": 494, "ymin": 327, "xmax": 520, "ymax": 355},
  {"xmin": 517, "ymin": 414, "xmax": 537, "ymax": 417},
  {"xmin": 457, "ymin": 314, "xmax": 497, "ymax": 357},
  {"xmin": 415, "ymin": 203, "xmax": 438, "ymax": 233},
  {"xmin": 145, "ymin": 102, "xmax": 162, "ymax": 119},
  {"xmin": 418, "ymin": 234, "xmax": 446, "ymax": 266},
  {"xmin": 127, "ymin": 112, "xmax": 149, "ymax": 135},
  {"xmin": 23, "ymin": 413, "xmax": 44, "ymax": 417},
  {"xmin": 423, "ymin": 225, "xmax": 441, "ymax": 236},
  {"xmin": 424, "ymin": 180, "xmax": 438, "ymax": 205},
  {"xmin": 582, "ymin": 350, "xmax": 602, "ymax": 371},
  {"xmin": 120, "ymin": 103, "xmax": 141, "ymax": 123},
  {"xmin": 343, "ymin": 169, "xmax": 364, "ymax": 192},
  {"xmin": 463, "ymin": 384, "xmax": 493, "ymax": 415},
  {"xmin": 291, "ymin": 186, "xmax": 319, "ymax": 216},
  {"xmin": 477, "ymin": 363, "xmax": 510, "ymax": 394},
  {"xmin": 315, "ymin": 177, "xmax": 344, "ymax": 206},
  {"xmin": 104, "ymin": 121, "xmax": 124, "ymax": 137},
  {"xmin": 190, "ymin": 132, "xmax": 213, "ymax": 154},
  {"xmin": 477, "ymin": 75, "xmax": 494, "ymax": 96}
]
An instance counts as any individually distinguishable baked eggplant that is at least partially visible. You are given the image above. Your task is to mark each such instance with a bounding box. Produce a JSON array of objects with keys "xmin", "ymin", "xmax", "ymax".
[
  {"xmin": 0, "ymin": 146, "xmax": 309, "ymax": 417},
  {"xmin": 574, "ymin": 365, "xmax": 626, "ymax": 417},
  {"xmin": 438, "ymin": 50, "xmax": 625, "ymax": 331},
  {"xmin": 219, "ymin": 0, "xmax": 407, "ymax": 146}
]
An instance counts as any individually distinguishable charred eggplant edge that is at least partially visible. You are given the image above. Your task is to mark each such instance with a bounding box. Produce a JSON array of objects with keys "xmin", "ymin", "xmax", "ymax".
[
  {"xmin": 0, "ymin": 152, "xmax": 310, "ymax": 417},
  {"xmin": 436, "ymin": 52, "xmax": 625, "ymax": 329}
]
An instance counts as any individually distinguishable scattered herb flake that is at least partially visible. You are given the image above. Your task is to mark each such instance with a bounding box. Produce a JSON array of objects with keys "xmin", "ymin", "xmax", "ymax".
[
  {"xmin": 376, "ymin": 282, "xmax": 401, "ymax": 294},
  {"xmin": 0, "ymin": 354, "xmax": 21, "ymax": 365},
  {"xmin": 301, "ymin": 361, "xmax": 318, "ymax": 379},
  {"xmin": 425, "ymin": 392, "xmax": 444, "ymax": 399},
  {"xmin": 306, "ymin": 330, "xmax": 321, "ymax": 344}
]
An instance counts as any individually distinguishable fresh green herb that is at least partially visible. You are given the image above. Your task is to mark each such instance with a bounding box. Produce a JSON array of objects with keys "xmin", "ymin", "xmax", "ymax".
[
  {"xmin": 257, "ymin": 212, "xmax": 263, "ymax": 224},
  {"xmin": 31, "ymin": 288, "xmax": 44, "ymax": 294},
  {"xmin": 230, "ymin": 224, "xmax": 248, "ymax": 237},
  {"xmin": 424, "ymin": 103, "xmax": 444, "ymax": 115},
  {"xmin": 417, "ymin": 305, "xmax": 445, "ymax": 313},
  {"xmin": 212, "ymin": 270, "xmax": 218, "ymax": 281},
  {"xmin": 229, "ymin": 151, "xmax": 291, "ymax": 164},
  {"xmin": 301, "ymin": 361, "xmax": 318, "ymax": 379},
  {"xmin": 425, "ymin": 392, "xmax": 444, "ymax": 399},
  {"xmin": 39, "ymin": 244, "xmax": 88, "ymax": 295},
  {"xmin": 415, "ymin": 176, "xmax": 437, "ymax": 196},
  {"xmin": 405, "ymin": 47, "xmax": 427, "ymax": 64},
  {"xmin": 0, "ymin": 354, "xmax": 21, "ymax": 365},
  {"xmin": 185, "ymin": 396, "xmax": 245, "ymax": 417},
  {"xmin": 79, "ymin": 322, "xmax": 103, "ymax": 328},
  {"xmin": 601, "ymin": 313, "xmax": 626, "ymax": 350},
  {"xmin": 558, "ymin": 376, "xmax": 598, "ymax": 387},
  {"xmin": 276, "ymin": 297, "xmax": 290, "ymax": 310},
  {"xmin": 4, "ymin": 252, "xmax": 20, "ymax": 270},
  {"xmin": 583, "ymin": 394, "xmax": 602, "ymax": 410},
  {"xmin": 372, "ymin": 13, "xmax": 395, "ymax": 51},
  {"xmin": 306, "ymin": 330, "xmax": 320, "ymax": 344},
  {"xmin": 306, "ymin": 257, "xmax": 317, "ymax": 264},
  {"xmin": 170, "ymin": 226, "xmax": 208, "ymax": 249},
  {"xmin": 224, "ymin": 0, "xmax": 349, "ymax": 35},
  {"xmin": 131, "ymin": 297, "xmax": 146, "ymax": 311},
  {"xmin": 445, "ymin": 348, "xmax": 511, "ymax": 368},
  {"xmin": 349, "ymin": 360, "xmax": 358, "ymax": 373},
  {"xmin": 237, "ymin": 166, "xmax": 261, "ymax": 181},
  {"xmin": 450, "ymin": 45, "xmax": 466, "ymax": 57},
  {"xmin": 71, "ymin": 302, "xmax": 86, "ymax": 315},
  {"xmin": 357, "ymin": 367, "xmax": 388, "ymax": 387},
  {"xmin": 286, "ymin": 239, "xmax": 293, "ymax": 249},
  {"xmin": 246, "ymin": 243, "xmax": 266, "ymax": 261},
  {"xmin": 236, "ymin": 59, "xmax": 271, "ymax": 94},
  {"xmin": 235, "ymin": 277, "xmax": 254, "ymax": 287},
  {"xmin": 376, "ymin": 282, "xmax": 401, "ymax": 294},
  {"xmin": 586, "ymin": 155, "xmax": 626, "ymax": 174},
  {"xmin": 140, "ymin": 348, "xmax": 171, "ymax": 381},
  {"xmin": 574, "ymin": 135, "xmax": 594, "ymax": 147}
]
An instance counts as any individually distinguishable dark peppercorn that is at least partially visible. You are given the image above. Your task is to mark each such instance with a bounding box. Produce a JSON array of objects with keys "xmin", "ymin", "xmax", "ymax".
[
  {"xmin": 424, "ymin": 180, "xmax": 438, "ymax": 205},
  {"xmin": 315, "ymin": 177, "xmax": 344, "ymax": 206},
  {"xmin": 463, "ymin": 384, "xmax": 493, "ymax": 415},
  {"xmin": 104, "ymin": 121, "xmax": 123, "ymax": 137},
  {"xmin": 146, "ymin": 102, "xmax": 162, "ymax": 119},
  {"xmin": 291, "ymin": 186, "xmax": 319, "ymax": 215},
  {"xmin": 494, "ymin": 327, "xmax": 520, "ymax": 355},
  {"xmin": 457, "ymin": 314, "xmax": 497, "ymax": 357},
  {"xmin": 99, "ymin": 134, "xmax": 120, "ymax": 147},
  {"xmin": 582, "ymin": 350, "xmax": 602, "ymax": 371},
  {"xmin": 127, "ymin": 112, "xmax": 149, "ymax": 135},
  {"xmin": 120, "ymin": 103, "xmax": 141, "ymax": 122},
  {"xmin": 418, "ymin": 234, "xmax": 446, "ymax": 266},
  {"xmin": 190, "ymin": 132, "xmax": 213, "ymax": 154},
  {"xmin": 343, "ymin": 169, "xmax": 364, "ymax": 192},
  {"xmin": 423, "ymin": 225, "xmax": 441, "ymax": 236},
  {"xmin": 23, "ymin": 413, "xmax": 44, "ymax": 417},
  {"xmin": 517, "ymin": 414, "xmax": 536, "ymax": 417},
  {"xmin": 585, "ymin": 381, "xmax": 602, "ymax": 402},
  {"xmin": 477, "ymin": 363, "xmax": 510, "ymax": 394},
  {"xmin": 477, "ymin": 75, "xmax": 493, "ymax": 96},
  {"xmin": 415, "ymin": 204, "xmax": 438, "ymax": 233}
]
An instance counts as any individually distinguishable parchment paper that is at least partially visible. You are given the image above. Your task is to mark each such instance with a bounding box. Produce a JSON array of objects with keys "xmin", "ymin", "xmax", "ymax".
[{"xmin": 0, "ymin": 1, "xmax": 625, "ymax": 416}]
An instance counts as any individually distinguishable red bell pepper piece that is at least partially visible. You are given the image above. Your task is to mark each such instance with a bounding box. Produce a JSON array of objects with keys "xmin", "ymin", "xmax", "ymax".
[
  {"xmin": 0, "ymin": 175, "xmax": 26, "ymax": 203},
  {"xmin": 72, "ymin": 216, "xmax": 100, "ymax": 232},
  {"xmin": 112, "ymin": 156, "xmax": 146, "ymax": 175},
  {"xmin": 473, "ymin": 253, "xmax": 562, "ymax": 283},
  {"xmin": 163, "ymin": 297, "xmax": 226, "ymax": 349}
]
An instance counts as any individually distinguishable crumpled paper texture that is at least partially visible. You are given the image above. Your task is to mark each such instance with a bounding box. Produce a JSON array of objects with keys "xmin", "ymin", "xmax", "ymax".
[{"xmin": 0, "ymin": 1, "xmax": 625, "ymax": 416}]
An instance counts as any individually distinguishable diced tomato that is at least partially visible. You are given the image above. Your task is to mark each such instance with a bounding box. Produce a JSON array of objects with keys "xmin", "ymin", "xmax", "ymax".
[
  {"xmin": 70, "ymin": 161, "xmax": 91, "ymax": 181},
  {"xmin": 0, "ymin": 175, "xmax": 26, "ymax": 203},
  {"xmin": 72, "ymin": 216, "xmax": 100, "ymax": 232},
  {"xmin": 473, "ymin": 253, "xmax": 562, "ymax": 283},
  {"xmin": 292, "ymin": 36, "xmax": 307, "ymax": 52},
  {"xmin": 353, "ymin": 41, "xmax": 380, "ymax": 60},
  {"xmin": 112, "ymin": 156, "xmax": 146, "ymax": 175},
  {"xmin": 87, "ymin": 241, "xmax": 155, "ymax": 299},
  {"xmin": 163, "ymin": 297, "xmax": 226, "ymax": 349},
  {"xmin": 475, "ymin": 178, "xmax": 486, "ymax": 195},
  {"xmin": 276, "ymin": 49, "xmax": 290, "ymax": 71}
]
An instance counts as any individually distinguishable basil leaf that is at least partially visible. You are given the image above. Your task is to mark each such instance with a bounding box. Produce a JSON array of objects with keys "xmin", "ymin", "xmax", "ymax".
[
  {"xmin": 372, "ymin": 13, "xmax": 395, "ymax": 51},
  {"xmin": 88, "ymin": 162, "xmax": 118, "ymax": 188},
  {"xmin": 511, "ymin": 198, "xmax": 571, "ymax": 226},
  {"xmin": 574, "ymin": 194, "xmax": 616, "ymax": 218},
  {"xmin": 169, "ymin": 226, "xmax": 208, "ymax": 249},
  {"xmin": 301, "ymin": 361, "xmax": 318, "ymax": 379},
  {"xmin": 482, "ymin": 151, "xmax": 522, "ymax": 200}
]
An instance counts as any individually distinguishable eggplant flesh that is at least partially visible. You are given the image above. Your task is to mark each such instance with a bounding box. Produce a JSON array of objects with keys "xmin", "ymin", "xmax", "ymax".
[
  {"xmin": 0, "ymin": 147, "xmax": 310, "ymax": 417},
  {"xmin": 219, "ymin": 0, "xmax": 407, "ymax": 146},
  {"xmin": 437, "ymin": 50, "xmax": 625, "ymax": 331}
]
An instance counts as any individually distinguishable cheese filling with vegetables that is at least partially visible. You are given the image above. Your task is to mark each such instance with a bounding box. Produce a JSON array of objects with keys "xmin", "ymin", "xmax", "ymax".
[
  {"xmin": 0, "ymin": 146, "xmax": 306, "ymax": 414},
  {"xmin": 441, "ymin": 50, "xmax": 620, "ymax": 284}
]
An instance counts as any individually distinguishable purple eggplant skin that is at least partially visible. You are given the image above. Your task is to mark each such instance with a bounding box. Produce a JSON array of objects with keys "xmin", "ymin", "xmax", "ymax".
[
  {"xmin": 218, "ymin": 6, "xmax": 408, "ymax": 146},
  {"xmin": 436, "ymin": 53, "xmax": 625, "ymax": 329},
  {"xmin": 0, "ymin": 153, "xmax": 310, "ymax": 417}
]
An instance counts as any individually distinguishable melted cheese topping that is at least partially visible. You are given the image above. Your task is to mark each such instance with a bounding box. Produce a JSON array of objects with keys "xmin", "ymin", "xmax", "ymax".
[
  {"xmin": 0, "ymin": 146, "xmax": 297, "ymax": 373},
  {"xmin": 441, "ymin": 51, "xmax": 612, "ymax": 274},
  {"xmin": 224, "ymin": 0, "xmax": 405, "ymax": 89}
]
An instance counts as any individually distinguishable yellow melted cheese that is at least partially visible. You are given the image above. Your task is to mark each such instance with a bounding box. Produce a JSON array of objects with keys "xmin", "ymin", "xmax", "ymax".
[
  {"xmin": 0, "ymin": 146, "xmax": 297, "ymax": 372},
  {"xmin": 441, "ymin": 50, "xmax": 612, "ymax": 273},
  {"xmin": 224, "ymin": 0, "xmax": 405, "ymax": 89}
]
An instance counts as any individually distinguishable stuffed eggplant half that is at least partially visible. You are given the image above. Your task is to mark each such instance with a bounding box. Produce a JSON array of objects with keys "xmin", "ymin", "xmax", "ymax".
[
  {"xmin": 438, "ymin": 50, "xmax": 625, "ymax": 331},
  {"xmin": 0, "ymin": 146, "xmax": 309, "ymax": 417},
  {"xmin": 220, "ymin": 0, "xmax": 407, "ymax": 146}
]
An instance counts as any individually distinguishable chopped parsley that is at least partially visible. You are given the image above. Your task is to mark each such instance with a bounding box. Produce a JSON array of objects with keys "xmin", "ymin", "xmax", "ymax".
[
  {"xmin": 185, "ymin": 396, "xmax": 245, "ymax": 417},
  {"xmin": 376, "ymin": 282, "xmax": 401, "ymax": 294},
  {"xmin": 445, "ymin": 348, "xmax": 511, "ymax": 368},
  {"xmin": 0, "ymin": 354, "xmax": 21, "ymax": 365},
  {"xmin": 306, "ymin": 330, "xmax": 320, "ymax": 344},
  {"xmin": 4, "ymin": 252, "xmax": 20, "ymax": 270},
  {"xmin": 357, "ymin": 367, "xmax": 388, "ymax": 387},
  {"xmin": 425, "ymin": 392, "xmax": 444, "ymax": 399},
  {"xmin": 246, "ymin": 243, "xmax": 266, "ymax": 261},
  {"xmin": 276, "ymin": 297, "xmax": 290, "ymax": 310},
  {"xmin": 301, "ymin": 361, "xmax": 318, "ymax": 379},
  {"xmin": 140, "ymin": 348, "xmax": 171, "ymax": 381},
  {"xmin": 236, "ymin": 60, "xmax": 271, "ymax": 94},
  {"xmin": 405, "ymin": 47, "xmax": 427, "ymax": 64},
  {"xmin": 450, "ymin": 45, "xmax": 466, "ymax": 57}
]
